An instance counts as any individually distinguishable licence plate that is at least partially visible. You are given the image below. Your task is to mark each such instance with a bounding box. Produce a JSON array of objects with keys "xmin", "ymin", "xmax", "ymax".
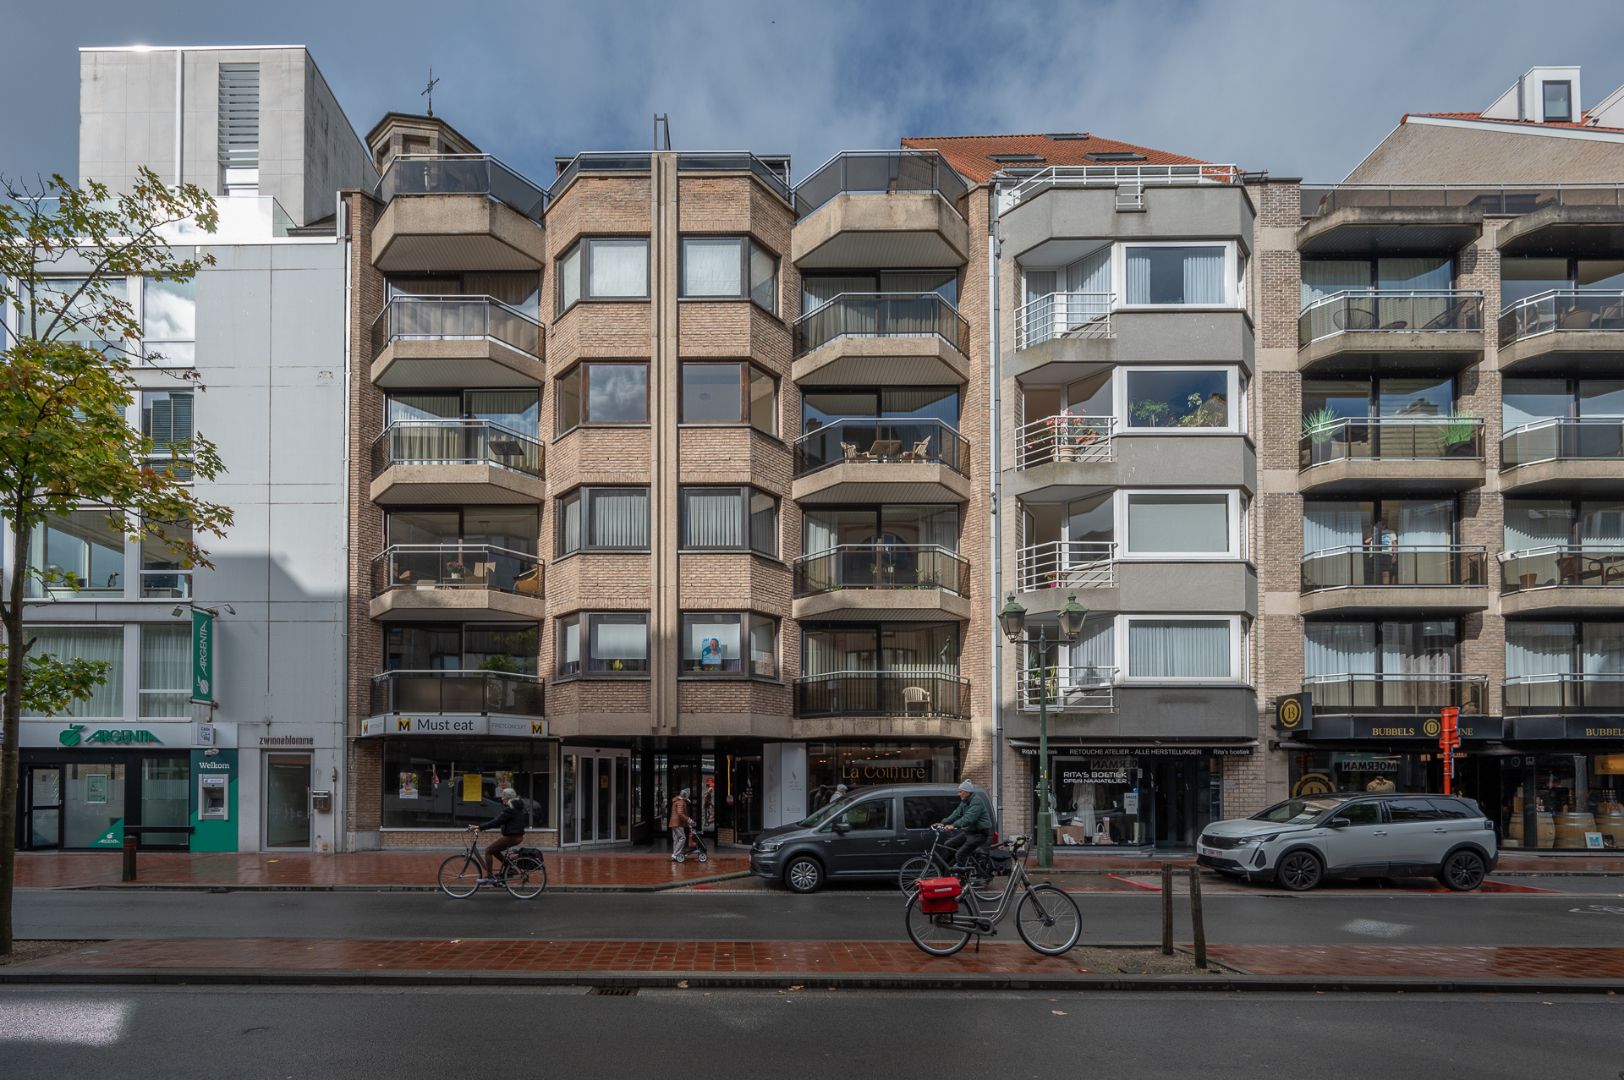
[{"xmin": 1198, "ymin": 845, "xmax": 1222, "ymax": 858}]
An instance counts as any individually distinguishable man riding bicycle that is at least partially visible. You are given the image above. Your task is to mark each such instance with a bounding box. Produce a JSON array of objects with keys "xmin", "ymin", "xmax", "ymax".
[
  {"xmin": 938, "ymin": 778, "xmax": 993, "ymax": 876},
  {"xmin": 469, "ymin": 787, "xmax": 526, "ymax": 884}
]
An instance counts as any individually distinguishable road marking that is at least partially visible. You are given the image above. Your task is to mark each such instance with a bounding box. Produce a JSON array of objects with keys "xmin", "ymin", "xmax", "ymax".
[
  {"xmin": 1340, "ymin": 918, "xmax": 1414, "ymax": 938},
  {"xmin": 1569, "ymin": 904, "xmax": 1624, "ymax": 915},
  {"xmin": 0, "ymin": 1000, "xmax": 131, "ymax": 1046}
]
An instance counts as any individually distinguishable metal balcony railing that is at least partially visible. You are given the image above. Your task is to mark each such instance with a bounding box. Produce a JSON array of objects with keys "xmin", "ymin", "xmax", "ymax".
[
  {"xmin": 1500, "ymin": 546, "xmax": 1624, "ymax": 591},
  {"xmin": 547, "ymin": 152, "xmax": 793, "ymax": 204},
  {"xmin": 1299, "ymin": 416, "xmax": 1483, "ymax": 469},
  {"xmin": 375, "ymin": 154, "xmax": 547, "ymax": 220},
  {"xmin": 793, "ymin": 417, "xmax": 968, "ymax": 478},
  {"xmin": 1298, "ymin": 289, "xmax": 1482, "ymax": 347},
  {"xmin": 1299, "ymin": 182, "xmax": 1624, "ymax": 219},
  {"xmin": 793, "ymin": 150, "xmax": 967, "ymax": 220},
  {"xmin": 1303, "ymin": 673, "xmax": 1487, "ymax": 714},
  {"xmin": 370, "ymin": 544, "xmax": 542, "ymax": 598},
  {"xmin": 370, "ymin": 669, "xmax": 544, "ymax": 717},
  {"xmin": 371, "ymin": 420, "xmax": 543, "ymax": 479},
  {"xmin": 1498, "ymin": 289, "xmax": 1624, "ymax": 347},
  {"xmin": 139, "ymin": 569, "xmax": 191, "ymax": 600},
  {"xmin": 1015, "ymin": 413, "xmax": 1114, "ymax": 469},
  {"xmin": 1016, "ymin": 541, "xmax": 1116, "ymax": 592},
  {"xmin": 372, "ymin": 295, "xmax": 542, "ymax": 360},
  {"xmin": 999, "ymin": 165, "xmax": 1243, "ymax": 210},
  {"xmin": 792, "ymin": 292, "xmax": 969, "ymax": 357},
  {"xmin": 1501, "ymin": 418, "xmax": 1624, "ymax": 470},
  {"xmin": 1505, "ymin": 673, "xmax": 1624, "ymax": 712},
  {"xmin": 795, "ymin": 671, "xmax": 968, "ymax": 719},
  {"xmin": 792, "ymin": 544, "xmax": 968, "ymax": 598},
  {"xmin": 1016, "ymin": 292, "xmax": 1115, "ymax": 349},
  {"xmin": 1300, "ymin": 545, "xmax": 1486, "ymax": 592},
  {"xmin": 1017, "ymin": 666, "xmax": 1117, "ymax": 711}
]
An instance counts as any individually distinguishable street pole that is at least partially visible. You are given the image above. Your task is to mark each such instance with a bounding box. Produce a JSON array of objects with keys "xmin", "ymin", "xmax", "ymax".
[{"xmin": 1035, "ymin": 623, "xmax": 1053, "ymax": 869}]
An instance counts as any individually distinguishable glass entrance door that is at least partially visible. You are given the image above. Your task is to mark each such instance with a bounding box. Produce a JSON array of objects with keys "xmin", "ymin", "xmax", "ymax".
[
  {"xmin": 266, "ymin": 754, "xmax": 313, "ymax": 849},
  {"xmin": 27, "ymin": 767, "xmax": 62, "ymax": 850},
  {"xmin": 562, "ymin": 748, "xmax": 629, "ymax": 845}
]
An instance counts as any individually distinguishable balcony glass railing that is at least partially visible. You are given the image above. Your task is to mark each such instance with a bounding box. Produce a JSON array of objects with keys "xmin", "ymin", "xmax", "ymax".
[
  {"xmin": 1500, "ymin": 546, "xmax": 1624, "ymax": 591},
  {"xmin": 1505, "ymin": 673, "xmax": 1624, "ymax": 711},
  {"xmin": 372, "ymin": 296, "xmax": 542, "ymax": 360},
  {"xmin": 139, "ymin": 569, "xmax": 191, "ymax": 600},
  {"xmin": 371, "ymin": 669, "xmax": 543, "ymax": 718},
  {"xmin": 547, "ymin": 152, "xmax": 793, "ymax": 204},
  {"xmin": 793, "ymin": 150, "xmax": 968, "ymax": 220},
  {"xmin": 1016, "ymin": 292, "xmax": 1115, "ymax": 350},
  {"xmin": 370, "ymin": 420, "xmax": 543, "ymax": 478},
  {"xmin": 1303, "ymin": 673, "xmax": 1487, "ymax": 714},
  {"xmin": 1498, "ymin": 289, "xmax": 1624, "ymax": 348},
  {"xmin": 795, "ymin": 671, "xmax": 967, "ymax": 719},
  {"xmin": 1299, "ymin": 183, "xmax": 1624, "ymax": 219},
  {"xmin": 1016, "ymin": 414, "xmax": 1114, "ymax": 469},
  {"xmin": 1298, "ymin": 290, "xmax": 1482, "ymax": 347},
  {"xmin": 793, "ymin": 545, "xmax": 968, "ymax": 597},
  {"xmin": 370, "ymin": 544, "xmax": 542, "ymax": 598},
  {"xmin": 1300, "ymin": 546, "xmax": 1486, "ymax": 592},
  {"xmin": 1501, "ymin": 418, "xmax": 1624, "ymax": 469},
  {"xmin": 375, "ymin": 154, "xmax": 547, "ymax": 220},
  {"xmin": 793, "ymin": 418, "xmax": 968, "ymax": 478},
  {"xmin": 1299, "ymin": 416, "xmax": 1483, "ymax": 469},
  {"xmin": 1017, "ymin": 666, "xmax": 1117, "ymax": 711},
  {"xmin": 793, "ymin": 292, "xmax": 968, "ymax": 357},
  {"xmin": 1017, "ymin": 541, "xmax": 1116, "ymax": 592}
]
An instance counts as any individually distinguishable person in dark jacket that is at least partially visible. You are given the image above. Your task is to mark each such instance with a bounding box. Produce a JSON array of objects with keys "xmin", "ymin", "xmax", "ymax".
[
  {"xmin": 470, "ymin": 786, "xmax": 526, "ymax": 883},
  {"xmin": 939, "ymin": 778, "xmax": 993, "ymax": 873}
]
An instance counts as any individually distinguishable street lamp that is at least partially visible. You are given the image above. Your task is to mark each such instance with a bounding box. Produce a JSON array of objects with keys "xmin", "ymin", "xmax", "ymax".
[{"xmin": 1000, "ymin": 591, "xmax": 1087, "ymax": 868}]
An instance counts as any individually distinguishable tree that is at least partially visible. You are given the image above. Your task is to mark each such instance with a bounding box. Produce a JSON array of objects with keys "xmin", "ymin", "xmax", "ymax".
[{"xmin": 0, "ymin": 168, "xmax": 233, "ymax": 954}]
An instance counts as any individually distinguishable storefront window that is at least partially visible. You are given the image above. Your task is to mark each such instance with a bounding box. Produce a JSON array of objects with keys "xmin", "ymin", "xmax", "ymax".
[
  {"xmin": 804, "ymin": 741, "xmax": 960, "ymax": 810},
  {"xmin": 1054, "ymin": 756, "xmax": 1141, "ymax": 846},
  {"xmin": 62, "ymin": 762, "xmax": 126, "ymax": 848},
  {"xmin": 381, "ymin": 738, "xmax": 555, "ymax": 830}
]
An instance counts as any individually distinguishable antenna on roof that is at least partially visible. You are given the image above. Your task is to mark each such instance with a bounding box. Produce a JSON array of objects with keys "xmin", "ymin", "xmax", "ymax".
[
  {"xmin": 653, "ymin": 113, "xmax": 672, "ymax": 151},
  {"xmin": 421, "ymin": 67, "xmax": 440, "ymax": 118}
]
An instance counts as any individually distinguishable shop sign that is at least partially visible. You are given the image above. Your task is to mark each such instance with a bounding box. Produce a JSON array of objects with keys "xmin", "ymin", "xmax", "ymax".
[
  {"xmin": 1506, "ymin": 716, "xmax": 1624, "ymax": 742},
  {"xmin": 1300, "ymin": 716, "xmax": 1503, "ymax": 742},
  {"xmin": 59, "ymin": 724, "xmax": 163, "ymax": 747},
  {"xmin": 1060, "ymin": 765, "xmax": 1132, "ymax": 786},
  {"xmin": 841, "ymin": 759, "xmax": 928, "ymax": 783},
  {"xmin": 1021, "ymin": 746, "xmax": 1253, "ymax": 757},
  {"xmin": 191, "ymin": 608, "xmax": 214, "ymax": 703},
  {"xmin": 1274, "ymin": 693, "xmax": 1312, "ymax": 734},
  {"xmin": 361, "ymin": 714, "xmax": 548, "ymax": 738},
  {"xmin": 259, "ymin": 735, "xmax": 315, "ymax": 747}
]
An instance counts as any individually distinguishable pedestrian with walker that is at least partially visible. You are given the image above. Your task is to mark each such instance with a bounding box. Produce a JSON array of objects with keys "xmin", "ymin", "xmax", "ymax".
[{"xmin": 670, "ymin": 786, "xmax": 696, "ymax": 862}]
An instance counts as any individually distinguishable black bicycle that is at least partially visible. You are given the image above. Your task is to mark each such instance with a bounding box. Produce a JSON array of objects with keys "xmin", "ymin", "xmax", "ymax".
[
  {"xmin": 898, "ymin": 824, "xmax": 1000, "ymax": 894},
  {"xmin": 439, "ymin": 827, "xmax": 548, "ymax": 899}
]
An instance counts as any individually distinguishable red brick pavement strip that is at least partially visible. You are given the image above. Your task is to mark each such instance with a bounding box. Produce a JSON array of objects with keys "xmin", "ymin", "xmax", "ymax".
[{"xmin": 1207, "ymin": 945, "xmax": 1624, "ymax": 980}]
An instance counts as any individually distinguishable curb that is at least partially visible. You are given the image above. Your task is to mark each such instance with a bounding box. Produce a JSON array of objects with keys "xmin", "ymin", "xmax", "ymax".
[{"xmin": 63, "ymin": 871, "xmax": 753, "ymax": 895}]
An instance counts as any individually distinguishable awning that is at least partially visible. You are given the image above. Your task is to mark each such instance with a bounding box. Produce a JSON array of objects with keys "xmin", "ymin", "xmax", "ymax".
[{"xmin": 1008, "ymin": 739, "xmax": 1257, "ymax": 756}]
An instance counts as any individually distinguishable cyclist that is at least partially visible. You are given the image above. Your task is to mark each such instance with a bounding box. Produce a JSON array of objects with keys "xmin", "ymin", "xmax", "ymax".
[
  {"xmin": 469, "ymin": 786, "xmax": 527, "ymax": 884},
  {"xmin": 938, "ymin": 778, "xmax": 993, "ymax": 877}
]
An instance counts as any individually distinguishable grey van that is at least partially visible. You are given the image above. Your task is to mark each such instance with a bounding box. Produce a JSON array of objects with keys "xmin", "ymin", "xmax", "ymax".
[{"xmin": 750, "ymin": 783, "xmax": 995, "ymax": 893}]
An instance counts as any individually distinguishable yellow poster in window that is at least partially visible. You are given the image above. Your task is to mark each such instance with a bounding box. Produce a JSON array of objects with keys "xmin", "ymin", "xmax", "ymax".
[{"xmin": 462, "ymin": 772, "xmax": 483, "ymax": 803}]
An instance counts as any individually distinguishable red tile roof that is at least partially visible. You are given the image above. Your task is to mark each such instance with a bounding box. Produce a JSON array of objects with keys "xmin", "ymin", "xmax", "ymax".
[
  {"xmin": 1409, "ymin": 111, "xmax": 1624, "ymax": 135},
  {"xmin": 899, "ymin": 133, "xmax": 1208, "ymax": 184}
]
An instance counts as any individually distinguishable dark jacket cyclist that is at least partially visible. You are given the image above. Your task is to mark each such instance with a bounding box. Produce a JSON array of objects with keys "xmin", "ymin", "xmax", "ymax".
[
  {"xmin": 939, "ymin": 779, "xmax": 993, "ymax": 871},
  {"xmin": 470, "ymin": 787, "xmax": 526, "ymax": 882}
]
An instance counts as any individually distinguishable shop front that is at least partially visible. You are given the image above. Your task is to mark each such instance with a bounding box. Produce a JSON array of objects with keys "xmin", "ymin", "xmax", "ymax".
[{"xmin": 1022, "ymin": 744, "xmax": 1249, "ymax": 851}]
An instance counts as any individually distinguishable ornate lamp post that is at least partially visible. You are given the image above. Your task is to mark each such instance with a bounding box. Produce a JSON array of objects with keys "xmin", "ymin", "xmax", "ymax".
[{"xmin": 1000, "ymin": 592, "xmax": 1088, "ymax": 869}]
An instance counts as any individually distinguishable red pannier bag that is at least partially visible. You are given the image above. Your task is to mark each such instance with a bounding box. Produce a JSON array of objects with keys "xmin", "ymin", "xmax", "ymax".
[{"xmin": 917, "ymin": 876, "xmax": 962, "ymax": 914}]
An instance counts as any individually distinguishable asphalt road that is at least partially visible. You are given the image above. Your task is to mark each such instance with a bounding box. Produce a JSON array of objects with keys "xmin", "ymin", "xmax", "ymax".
[
  {"xmin": 1, "ymin": 986, "xmax": 1620, "ymax": 1080},
  {"xmin": 16, "ymin": 888, "xmax": 1624, "ymax": 946}
]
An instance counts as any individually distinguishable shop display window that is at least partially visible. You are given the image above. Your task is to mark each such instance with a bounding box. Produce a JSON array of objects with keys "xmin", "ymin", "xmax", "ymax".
[
  {"xmin": 381, "ymin": 738, "xmax": 555, "ymax": 830},
  {"xmin": 1053, "ymin": 757, "xmax": 1141, "ymax": 846}
]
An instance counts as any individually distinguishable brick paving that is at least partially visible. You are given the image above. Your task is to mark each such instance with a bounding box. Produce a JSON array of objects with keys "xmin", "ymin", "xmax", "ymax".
[{"xmin": 1208, "ymin": 944, "xmax": 1624, "ymax": 980}]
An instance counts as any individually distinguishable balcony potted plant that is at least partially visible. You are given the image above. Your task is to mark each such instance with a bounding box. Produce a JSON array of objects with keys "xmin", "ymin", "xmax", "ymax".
[
  {"xmin": 1441, "ymin": 409, "xmax": 1480, "ymax": 457},
  {"xmin": 445, "ymin": 559, "xmax": 468, "ymax": 583},
  {"xmin": 1301, "ymin": 406, "xmax": 1339, "ymax": 466}
]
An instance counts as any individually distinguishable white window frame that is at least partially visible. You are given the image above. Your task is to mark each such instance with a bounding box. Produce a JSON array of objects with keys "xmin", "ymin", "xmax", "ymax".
[
  {"xmin": 1118, "ymin": 614, "xmax": 1249, "ymax": 686},
  {"xmin": 1115, "ymin": 365, "xmax": 1243, "ymax": 435},
  {"xmin": 1115, "ymin": 489, "xmax": 1242, "ymax": 561},
  {"xmin": 1113, "ymin": 240, "xmax": 1244, "ymax": 311}
]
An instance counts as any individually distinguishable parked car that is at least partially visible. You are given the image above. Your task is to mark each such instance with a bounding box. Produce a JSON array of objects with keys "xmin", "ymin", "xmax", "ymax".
[
  {"xmin": 750, "ymin": 783, "xmax": 998, "ymax": 893},
  {"xmin": 1197, "ymin": 793, "xmax": 1498, "ymax": 892}
]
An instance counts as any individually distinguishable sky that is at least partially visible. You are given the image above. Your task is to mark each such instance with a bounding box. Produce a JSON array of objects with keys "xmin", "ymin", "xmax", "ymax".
[{"xmin": 5, "ymin": 0, "xmax": 1624, "ymax": 188}]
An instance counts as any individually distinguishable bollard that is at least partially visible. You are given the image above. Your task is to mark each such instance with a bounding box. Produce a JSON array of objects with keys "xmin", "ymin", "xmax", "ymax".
[
  {"xmin": 1160, "ymin": 863, "xmax": 1173, "ymax": 956},
  {"xmin": 1188, "ymin": 866, "xmax": 1207, "ymax": 970},
  {"xmin": 121, "ymin": 835, "xmax": 138, "ymax": 882}
]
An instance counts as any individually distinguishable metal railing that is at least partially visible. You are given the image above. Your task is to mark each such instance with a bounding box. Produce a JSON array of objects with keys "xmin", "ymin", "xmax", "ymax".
[
  {"xmin": 1016, "ymin": 413, "xmax": 1114, "ymax": 469},
  {"xmin": 370, "ymin": 669, "xmax": 544, "ymax": 718},
  {"xmin": 1299, "ymin": 416, "xmax": 1483, "ymax": 469},
  {"xmin": 1017, "ymin": 541, "xmax": 1116, "ymax": 592},
  {"xmin": 1500, "ymin": 546, "xmax": 1624, "ymax": 591},
  {"xmin": 793, "ymin": 150, "xmax": 968, "ymax": 220},
  {"xmin": 548, "ymin": 152, "xmax": 793, "ymax": 204},
  {"xmin": 1299, "ymin": 182, "xmax": 1624, "ymax": 219},
  {"xmin": 375, "ymin": 154, "xmax": 547, "ymax": 220},
  {"xmin": 1298, "ymin": 289, "xmax": 1482, "ymax": 346},
  {"xmin": 793, "ymin": 417, "xmax": 968, "ymax": 478},
  {"xmin": 371, "ymin": 420, "xmax": 543, "ymax": 478},
  {"xmin": 795, "ymin": 671, "xmax": 968, "ymax": 719},
  {"xmin": 370, "ymin": 544, "xmax": 542, "ymax": 598},
  {"xmin": 1016, "ymin": 292, "xmax": 1115, "ymax": 349},
  {"xmin": 1498, "ymin": 289, "xmax": 1624, "ymax": 347},
  {"xmin": 372, "ymin": 296, "xmax": 542, "ymax": 360},
  {"xmin": 793, "ymin": 544, "xmax": 968, "ymax": 597},
  {"xmin": 1303, "ymin": 673, "xmax": 1487, "ymax": 714},
  {"xmin": 1501, "ymin": 418, "xmax": 1624, "ymax": 470},
  {"xmin": 1505, "ymin": 673, "xmax": 1624, "ymax": 711},
  {"xmin": 999, "ymin": 164, "xmax": 1243, "ymax": 210},
  {"xmin": 139, "ymin": 570, "xmax": 191, "ymax": 600},
  {"xmin": 1017, "ymin": 666, "xmax": 1118, "ymax": 711},
  {"xmin": 1300, "ymin": 545, "xmax": 1486, "ymax": 592},
  {"xmin": 793, "ymin": 292, "xmax": 969, "ymax": 357}
]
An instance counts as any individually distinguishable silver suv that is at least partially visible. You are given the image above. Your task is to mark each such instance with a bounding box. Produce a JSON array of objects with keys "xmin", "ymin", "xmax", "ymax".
[{"xmin": 1197, "ymin": 793, "xmax": 1498, "ymax": 891}]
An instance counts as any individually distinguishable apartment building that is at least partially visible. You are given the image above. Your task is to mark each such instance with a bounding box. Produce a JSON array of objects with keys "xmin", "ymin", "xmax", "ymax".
[
  {"xmin": 1254, "ymin": 66, "xmax": 1624, "ymax": 850},
  {"xmin": 8, "ymin": 46, "xmax": 369, "ymax": 854}
]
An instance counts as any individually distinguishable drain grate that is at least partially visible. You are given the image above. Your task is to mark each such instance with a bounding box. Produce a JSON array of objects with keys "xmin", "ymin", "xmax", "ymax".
[{"xmin": 588, "ymin": 986, "xmax": 638, "ymax": 997}]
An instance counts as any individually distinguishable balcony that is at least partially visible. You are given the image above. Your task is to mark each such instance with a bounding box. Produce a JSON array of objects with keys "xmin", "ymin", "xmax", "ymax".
[
  {"xmin": 369, "ymin": 669, "xmax": 544, "ymax": 719},
  {"xmin": 1497, "ymin": 290, "xmax": 1624, "ymax": 371},
  {"xmin": 791, "ymin": 151, "xmax": 969, "ymax": 269},
  {"xmin": 371, "ymin": 296, "xmax": 544, "ymax": 388},
  {"xmin": 791, "ymin": 418, "xmax": 970, "ymax": 504},
  {"xmin": 1299, "ymin": 546, "xmax": 1488, "ymax": 614},
  {"xmin": 1297, "ymin": 290, "xmax": 1482, "ymax": 372},
  {"xmin": 1018, "ymin": 666, "xmax": 1117, "ymax": 712},
  {"xmin": 1296, "ymin": 186, "xmax": 1485, "ymax": 255},
  {"xmin": 1505, "ymin": 674, "xmax": 1624, "ymax": 713},
  {"xmin": 1496, "ymin": 202, "xmax": 1624, "ymax": 257},
  {"xmin": 1304, "ymin": 673, "xmax": 1488, "ymax": 716},
  {"xmin": 1015, "ymin": 414, "xmax": 1114, "ymax": 470},
  {"xmin": 791, "ymin": 545, "xmax": 969, "ymax": 622},
  {"xmin": 1499, "ymin": 546, "xmax": 1624, "ymax": 615},
  {"xmin": 1016, "ymin": 293, "xmax": 1114, "ymax": 351},
  {"xmin": 370, "ymin": 420, "xmax": 545, "ymax": 505},
  {"xmin": 369, "ymin": 544, "xmax": 545, "ymax": 621},
  {"xmin": 792, "ymin": 293, "xmax": 969, "ymax": 386},
  {"xmin": 372, "ymin": 155, "xmax": 547, "ymax": 272},
  {"xmin": 795, "ymin": 671, "xmax": 968, "ymax": 721},
  {"xmin": 1016, "ymin": 541, "xmax": 1115, "ymax": 593},
  {"xmin": 1298, "ymin": 416, "xmax": 1484, "ymax": 494},
  {"xmin": 1500, "ymin": 419, "xmax": 1624, "ymax": 494}
]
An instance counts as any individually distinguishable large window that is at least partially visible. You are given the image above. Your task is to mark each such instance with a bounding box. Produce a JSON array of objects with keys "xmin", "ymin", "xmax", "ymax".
[
  {"xmin": 680, "ymin": 237, "xmax": 778, "ymax": 312},
  {"xmin": 1124, "ymin": 493, "xmax": 1234, "ymax": 557},
  {"xmin": 21, "ymin": 626, "xmax": 123, "ymax": 717},
  {"xmin": 556, "ymin": 237, "xmax": 649, "ymax": 312},
  {"xmin": 387, "ymin": 390, "xmax": 541, "ymax": 432},
  {"xmin": 1123, "ymin": 244, "xmax": 1235, "ymax": 306},
  {"xmin": 140, "ymin": 521, "xmax": 192, "ymax": 599},
  {"xmin": 1120, "ymin": 368, "xmax": 1238, "ymax": 432},
  {"xmin": 556, "ymin": 362, "xmax": 649, "ymax": 431},
  {"xmin": 679, "ymin": 362, "xmax": 776, "ymax": 433},
  {"xmin": 384, "ymin": 624, "xmax": 539, "ymax": 675},
  {"xmin": 381, "ymin": 739, "xmax": 554, "ymax": 830},
  {"xmin": 139, "ymin": 624, "xmax": 191, "ymax": 718},
  {"xmin": 556, "ymin": 488, "xmax": 649, "ymax": 555},
  {"xmin": 800, "ymin": 623, "xmax": 960, "ymax": 676},
  {"xmin": 27, "ymin": 510, "xmax": 127, "ymax": 599},
  {"xmin": 679, "ymin": 487, "xmax": 777, "ymax": 556},
  {"xmin": 31, "ymin": 277, "xmax": 125, "ymax": 354},
  {"xmin": 142, "ymin": 391, "xmax": 194, "ymax": 479},
  {"xmin": 1125, "ymin": 617, "xmax": 1241, "ymax": 682},
  {"xmin": 1543, "ymin": 80, "xmax": 1573, "ymax": 123},
  {"xmin": 557, "ymin": 613, "xmax": 650, "ymax": 676},
  {"xmin": 680, "ymin": 612, "xmax": 779, "ymax": 678},
  {"xmin": 142, "ymin": 277, "xmax": 196, "ymax": 366}
]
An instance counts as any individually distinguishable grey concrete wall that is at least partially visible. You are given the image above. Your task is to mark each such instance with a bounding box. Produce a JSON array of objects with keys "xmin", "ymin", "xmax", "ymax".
[
  {"xmin": 1003, "ymin": 687, "xmax": 1257, "ymax": 742},
  {"xmin": 1002, "ymin": 185, "xmax": 1255, "ymax": 262},
  {"xmin": 301, "ymin": 59, "xmax": 376, "ymax": 224}
]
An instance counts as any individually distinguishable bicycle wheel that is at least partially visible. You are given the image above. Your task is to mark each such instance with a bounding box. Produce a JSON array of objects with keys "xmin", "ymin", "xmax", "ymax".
[
  {"xmin": 503, "ymin": 855, "xmax": 547, "ymax": 899},
  {"xmin": 904, "ymin": 890, "xmax": 975, "ymax": 957},
  {"xmin": 898, "ymin": 856, "xmax": 933, "ymax": 894},
  {"xmin": 438, "ymin": 853, "xmax": 482, "ymax": 899},
  {"xmin": 1015, "ymin": 884, "xmax": 1082, "ymax": 956}
]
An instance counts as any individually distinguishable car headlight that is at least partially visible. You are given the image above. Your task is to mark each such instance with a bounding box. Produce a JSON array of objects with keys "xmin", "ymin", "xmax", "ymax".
[
  {"xmin": 755, "ymin": 841, "xmax": 783, "ymax": 853},
  {"xmin": 1239, "ymin": 833, "xmax": 1280, "ymax": 846}
]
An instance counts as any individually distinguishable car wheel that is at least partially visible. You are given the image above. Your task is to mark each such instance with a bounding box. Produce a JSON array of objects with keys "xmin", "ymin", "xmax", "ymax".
[
  {"xmin": 783, "ymin": 854, "xmax": 825, "ymax": 894},
  {"xmin": 1439, "ymin": 849, "xmax": 1486, "ymax": 892},
  {"xmin": 1275, "ymin": 849, "xmax": 1323, "ymax": 892}
]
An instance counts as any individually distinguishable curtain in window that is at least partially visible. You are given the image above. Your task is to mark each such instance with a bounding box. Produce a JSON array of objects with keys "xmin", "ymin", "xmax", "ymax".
[
  {"xmin": 1303, "ymin": 503, "xmax": 1367, "ymax": 555},
  {"xmin": 1583, "ymin": 622, "xmax": 1624, "ymax": 675},
  {"xmin": 588, "ymin": 240, "xmax": 647, "ymax": 297},
  {"xmin": 1507, "ymin": 621, "xmax": 1575, "ymax": 678},
  {"xmin": 1182, "ymin": 248, "xmax": 1225, "ymax": 304},
  {"xmin": 879, "ymin": 273, "xmax": 952, "ymax": 337},
  {"xmin": 802, "ymin": 512, "xmax": 838, "ymax": 556},
  {"xmin": 1304, "ymin": 622, "xmax": 1377, "ymax": 676},
  {"xmin": 559, "ymin": 620, "xmax": 580, "ymax": 669},
  {"xmin": 592, "ymin": 617, "xmax": 648, "ymax": 660},
  {"xmin": 881, "ymin": 625, "xmax": 959, "ymax": 677},
  {"xmin": 1066, "ymin": 616, "xmax": 1116, "ymax": 682},
  {"xmin": 802, "ymin": 275, "xmax": 876, "ymax": 341},
  {"xmin": 559, "ymin": 247, "xmax": 582, "ymax": 309},
  {"xmin": 1505, "ymin": 501, "xmax": 1572, "ymax": 550},
  {"xmin": 682, "ymin": 239, "xmax": 742, "ymax": 296},
  {"xmin": 1023, "ymin": 270, "xmax": 1058, "ymax": 337},
  {"xmin": 559, "ymin": 496, "xmax": 581, "ymax": 553},
  {"xmin": 918, "ymin": 507, "xmax": 959, "ymax": 552},
  {"xmin": 589, "ymin": 490, "xmax": 648, "ymax": 548},
  {"xmin": 140, "ymin": 624, "xmax": 191, "ymax": 717},
  {"xmin": 1394, "ymin": 499, "xmax": 1453, "ymax": 546},
  {"xmin": 1300, "ymin": 261, "xmax": 1372, "ymax": 308},
  {"xmin": 1580, "ymin": 500, "xmax": 1624, "ymax": 546},
  {"xmin": 1128, "ymin": 620, "xmax": 1231, "ymax": 678},
  {"xmin": 683, "ymin": 490, "xmax": 743, "ymax": 548},
  {"xmin": 1124, "ymin": 251, "xmax": 1152, "ymax": 304},
  {"xmin": 23, "ymin": 627, "xmax": 123, "ymax": 717},
  {"xmin": 1061, "ymin": 247, "xmax": 1113, "ymax": 331},
  {"xmin": 1380, "ymin": 621, "xmax": 1455, "ymax": 676}
]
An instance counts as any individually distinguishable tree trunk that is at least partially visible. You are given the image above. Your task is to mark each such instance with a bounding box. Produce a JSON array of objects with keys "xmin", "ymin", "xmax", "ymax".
[{"xmin": 0, "ymin": 516, "xmax": 34, "ymax": 956}]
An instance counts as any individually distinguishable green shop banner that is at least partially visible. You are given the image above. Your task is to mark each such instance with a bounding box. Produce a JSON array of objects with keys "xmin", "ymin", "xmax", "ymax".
[
  {"xmin": 88, "ymin": 818, "xmax": 125, "ymax": 849},
  {"xmin": 191, "ymin": 608, "xmax": 214, "ymax": 703}
]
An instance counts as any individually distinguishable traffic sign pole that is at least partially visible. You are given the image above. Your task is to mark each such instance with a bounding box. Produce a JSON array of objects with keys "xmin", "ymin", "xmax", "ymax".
[{"xmin": 1439, "ymin": 706, "xmax": 1460, "ymax": 795}]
